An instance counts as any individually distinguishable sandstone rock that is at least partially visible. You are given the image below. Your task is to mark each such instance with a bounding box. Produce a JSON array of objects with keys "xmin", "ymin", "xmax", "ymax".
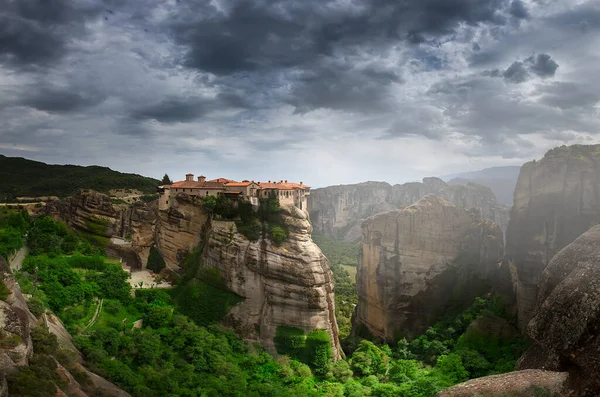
[
  {"xmin": 202, "ymin": 204, "xmax": 342, "ymax": 359},
  {"xmin": 353, "ymin": 195, "xmax": 508, "ymax": 340},
  {"xmin": 437, "ymin": 369, "xmax": 570, "ymax": 397},
  {"xmin": 44, "ymin": 190, "xmax": 158, "ymax": 270},
  {"xmin": 0, "ymin": 257, "xmax": 34, "ymax": 369},
  {"xmin": 505, "ymin": 144, "xmax": 600, "ymax": 329},
  {"xmin": 155, "ymin": 193, "xmax": 208, "ymax": 269},
  {"xmin": 308, "ymin": 179, "xmax": 508, "ymax": 242},
  {"xmin": 520, "ymin": 224, "xmax": 600, "ymax": 396}
]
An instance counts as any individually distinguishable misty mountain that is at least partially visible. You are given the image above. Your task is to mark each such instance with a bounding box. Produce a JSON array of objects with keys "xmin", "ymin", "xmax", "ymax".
[{"xmin": 440, "ymin": 166, "xmax": 521, "ymax": 206}]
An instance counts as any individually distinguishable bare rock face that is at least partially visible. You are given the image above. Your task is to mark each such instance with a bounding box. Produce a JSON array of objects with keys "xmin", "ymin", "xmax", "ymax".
[
  {"xmin": 308, "ymin": 178, "xmax": 508, "ymax": 242},
  {"xmin": 505, "ymin": 144, "xmax": 600, "ymax": 330},
  {"xmin": 202, "ymin": 204, "xmax": 343, "ymax": 359},
  {"xmin": 353, "ymin": 195, "xmax": 507, "ymax": 341},
  {"xmin": 0, "ymin": 257, "xmax": 34, "ymax": 370},
  {"xmin": 44, "ymin": 190, "xmax": 158, "ymax": 270},
  {"xmin": 516, "ymin": 224, "xmax": 600, "ymax": 396},
  {"xmin": 308, "ymin": 181, "xmax": 396, "ymax": 240},
  {"xmin": 155, "ymin": 193, "xmax": 208, "ymax": 269},
  {"xmin": 437, "ymin": 369, "xmax": 569, "ymax": 397}
]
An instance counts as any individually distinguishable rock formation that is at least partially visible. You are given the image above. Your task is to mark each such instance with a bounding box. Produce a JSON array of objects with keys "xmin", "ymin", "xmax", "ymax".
[
  {"xmin": 353, "ymin": 195, "xmax": 508, "ymax": 341},
  {"xmin": 162, "ymin": 196, "xmax": 343, "ymax": 359},
  {"xmin": 505, "ymin": 144, "xmax": 600, "ymax": 329},
  {"xmin": 517, "ymin": 224, "xmax": 600, "ymax": 396},
  {"xmin": 155, "ymin": 193, "xmax": 208, "ymax": 269},
  {"xmin": 44, "ymin": 189, "xmax": 157, "ymax": 270},
  {"xmin": 43, "ymin": 190, "xmax": 343, "ymax": 358},
  {"xmin": 436, "ymin": 369, "xmax": 569, "ymax": 397},
  {"xmin": 308, "ymin": 178, "xmax": 508, "ymax": 242}
]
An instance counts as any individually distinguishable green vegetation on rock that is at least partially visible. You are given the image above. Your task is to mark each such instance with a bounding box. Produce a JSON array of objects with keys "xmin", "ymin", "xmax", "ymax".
[{"xmin": 312, "ymin": 232, "xmax": 359, "ymax": 341}]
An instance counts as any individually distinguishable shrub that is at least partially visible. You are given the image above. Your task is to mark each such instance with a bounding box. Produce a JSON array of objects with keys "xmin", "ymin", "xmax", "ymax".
[
  {"xmin": 274, "ymin": 326, "xmax": 306, "ymax": 357},
  {"xmin": 0, "ymin": 279, "xmax": 11, "ymax": 300},
  {"xmin": 27, "ymin": 298, "xmax": 46, "ymax": 318},
  {"xmin": 305, "ymin": 330, "xmax": 332, "ymax": 375},
  {"xmin": 146, "ymin": 246, "xmax": 166, "ymax": 273},
  {"xmin": 270, "ymin": 226, "xmax": 287, "ymax": 245}
]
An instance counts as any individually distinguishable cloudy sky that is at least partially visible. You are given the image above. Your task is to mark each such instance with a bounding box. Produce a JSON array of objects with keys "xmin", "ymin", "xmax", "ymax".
[{"xmin": 1, "ymin": 0, "xmax": 599, "ymax": 187}]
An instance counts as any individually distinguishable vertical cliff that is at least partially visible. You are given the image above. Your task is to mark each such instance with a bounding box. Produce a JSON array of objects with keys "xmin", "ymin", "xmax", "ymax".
[
  {"xmin": 353, "ymin": 195, "xmax": 508, "ymax": 341},
  {"xmin": 308, "ymin": 178, "xmax": 508, "ymax": 242},
  {"xmin": 518, "ymin": 224, "xmax": 600, "ymax": 396},
  {"xmin": 152, "ymin": 193, "xmax": 342, "ymax": 358},
  {"xmin": 505, "ymin": 144, "xmax": 600, "ymax": 329},
  {"xmin": 202, "ymin": 204, "xmax": 342, "ymax": 359},
  {"xmin": 155, "ymin": 193, "xmax": 208, "ymax": 269}
]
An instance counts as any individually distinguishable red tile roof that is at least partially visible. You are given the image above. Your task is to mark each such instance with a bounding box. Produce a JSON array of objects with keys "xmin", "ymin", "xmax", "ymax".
[
  {"xmin": 170, "ymin": 181, "xmax": 226, "ymax": 189},
  {"xmin": 207, "ymin": 178, "xmax": 234, "ymax": 183},
  {"xmin": 258, "ymin": 182, "xmax": 310, "ymax": 189},
  {"xmin": 224, "ymin": 181, "xmax": 255, "ymax": 187}
]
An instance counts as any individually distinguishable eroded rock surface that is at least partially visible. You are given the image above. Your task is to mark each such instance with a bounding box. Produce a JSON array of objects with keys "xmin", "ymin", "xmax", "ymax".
[
  {"xmin": 155, "ymin": 193, "xmax": 208, "ymax": 269},
  {"xmin": 519, "ymin": 224, "xmax": 600, "ymax": 396},
  {"xmin": 202, "ymin": 204, "xmax": 342, "ymax": 359},
  {"xmin": 353, "ymin": 195, "xmax": 508, "ymax": 341},
  {"xmin": 44, "ymin": 189, "xmax": 157, "ymax": 270},
  {"xmin": 437, "ymin": 369, "xmax": 569, "ymax": 397},
  {"xmin": 505, "ymin": 144, "xmax": 600, "ymax": 329},
  {"xmin": 308, "ymin": 178, "xmax": 508, "ymax": 242}
]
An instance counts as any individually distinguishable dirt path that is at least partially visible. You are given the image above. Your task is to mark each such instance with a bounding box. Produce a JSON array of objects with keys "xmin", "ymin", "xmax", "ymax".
[
  {"xmin": 9, "ymin": 246, "xmax": 29, "ymax": 271},
  {"xmin": 84, "ymin": 299, "xmax": 103, "ymax": 330}
]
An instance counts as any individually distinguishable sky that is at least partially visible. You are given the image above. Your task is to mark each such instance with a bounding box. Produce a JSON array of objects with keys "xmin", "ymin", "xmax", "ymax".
[{"xmin": 0, "ymin": 0, "xmax": 599, "ymax": 187}]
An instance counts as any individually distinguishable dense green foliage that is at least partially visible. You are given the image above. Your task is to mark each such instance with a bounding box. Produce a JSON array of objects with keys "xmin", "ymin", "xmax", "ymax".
[
  {"xmin": 312, "ymin": 232, "xmax": 359, "ymax": 341},
  {"xmin": 0, "ymin": 154, "xmax": 160, "ymax": 200},
  {"xmin": 0, "ymin": 209, "xmax": 29, "ymax": 260},
  {"xmin": 146, "ymin": 246, "xmax": 166, "ymax": 273},
  {"xmin": 202, "ymin": 191, "xmax": 288, "ymax": 244},
  {"xmin": 3, "ymin": 214, "xmax": 530, "ymax": 397},
  {"xmin": 274, "ymin": 327, "xmax": 333, "ymax": 375}
]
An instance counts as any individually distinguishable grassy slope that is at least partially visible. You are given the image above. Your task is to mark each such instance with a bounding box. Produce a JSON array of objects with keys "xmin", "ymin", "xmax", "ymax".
[{"xmin": 0, "ymin": 154, "xmax": 160, "ymax": 199}]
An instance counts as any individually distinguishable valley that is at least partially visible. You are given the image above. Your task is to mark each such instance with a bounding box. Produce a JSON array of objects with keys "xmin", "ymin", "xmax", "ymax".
[{"xmin": 0, "ymin": 144, "xmax": 599, "ymax": 396}]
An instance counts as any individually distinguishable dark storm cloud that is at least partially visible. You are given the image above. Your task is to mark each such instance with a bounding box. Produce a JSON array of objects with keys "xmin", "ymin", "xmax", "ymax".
[
  {"xmin": 537, "ymin": 82, "xmax": 599, "ymax": 110},
  {"xmin": 527, "ymin": 53, "xmax": 559, "ymax": 77},
  {"xmin": 489, "ymin": 54, "xmax": 559, "ymax": 83},
  {"xmin": 286, "ymin": 63, "xmax": 403, "ymax": 113},
  {"xmin": 502, "ymin": 61, "xmax": 529, "ymax": 83},
  {"xmin": 509, "ymin": 0, "xmax": 530, "ymax": 20},
  {"xmin": 130, "ymin": 96, "xmax": 212, "ymax": 123},
  {"xmin": 167, "ymin": 0, "xmax": 512, "ymax": 80},
  {"xmin": 0, "ymin": 0, "xmax": 103, "ymax": 68},
  {"xmin": 18, "ymin": 84, "xmax": 106, "ymax": 113}
]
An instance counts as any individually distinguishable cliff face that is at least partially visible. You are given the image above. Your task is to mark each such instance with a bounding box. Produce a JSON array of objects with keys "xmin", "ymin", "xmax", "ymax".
[
  {"xmin": 44, "ymin": 190, "xmax": 157, "ymax": 270},
  {"xmin": 353, "ymin": 195, "xmax": 507, "ymax": 341},
  {"xmin": 155, "ymin": 193, "xmax": 208, "ymax": 269},
  {"xmin": 199, "ymin": 204, "xmax": 342, "ymax": 359},
  {"xmin": 505, "ymin": 144, "xmax": 600, "ymax": 329},
  {"xmin": 308, "ymin": 178, "xmax": 508, "ymax": 242},
  {"xmin": 517, "ymin": 224, "xmax": 600, "ymax": 396}
]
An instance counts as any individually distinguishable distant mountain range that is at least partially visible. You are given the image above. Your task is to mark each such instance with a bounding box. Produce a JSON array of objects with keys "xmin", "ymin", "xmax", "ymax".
[
  {"xmin": 440, "ymin": 166, "xmax": 521, "ymax": 206},
  {"xmin": 0, "ymin": 154, "xmax": 160, "ymax": 200}
]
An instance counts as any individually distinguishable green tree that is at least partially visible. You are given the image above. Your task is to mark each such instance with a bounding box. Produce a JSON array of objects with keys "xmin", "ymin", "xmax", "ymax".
[
  {"xmin": 270, "ymin": 226, "xmax": 287, "ymax": 245},
  {"xmin": 161, "ymin": 174, "xmax": 173, "ymax": 185},
  {"xmin": 146, "ymin": 246, "xmax": 166, "ymax": 273}
]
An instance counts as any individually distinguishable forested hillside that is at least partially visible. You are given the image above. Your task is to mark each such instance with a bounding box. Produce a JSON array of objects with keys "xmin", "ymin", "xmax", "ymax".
[
  {"xmin": 0, "ymin": 209, "xmax": 530, "ymax": 396},
  {"xmin": 0, "ymin": 155, "xmax": 160, "ymax": 200}
]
